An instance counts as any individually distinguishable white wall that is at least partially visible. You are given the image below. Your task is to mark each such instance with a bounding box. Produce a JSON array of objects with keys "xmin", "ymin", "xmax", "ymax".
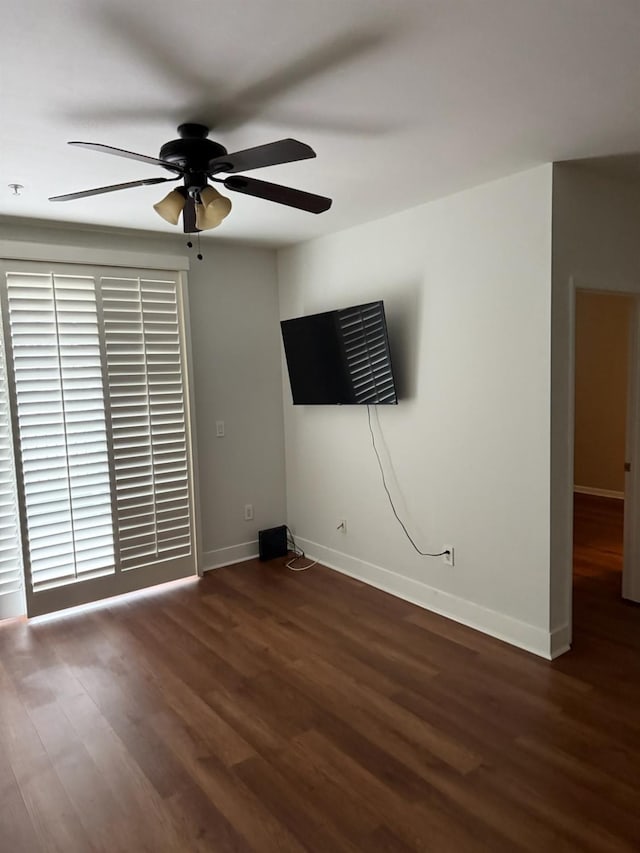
[
  {"xmin": 278, "ymin": 165, "xmax": 555, "ymax": 656},
  {"xmin": 187, "ymin": 241, "xmax": 286, "ymax": 566},
  {"xmin": 0, "ymin": 217, "xmax": 286, "ymax": 568},
  {"xmin": 551, "ymin": 164, "xmax": 640, "ymax": 644}
]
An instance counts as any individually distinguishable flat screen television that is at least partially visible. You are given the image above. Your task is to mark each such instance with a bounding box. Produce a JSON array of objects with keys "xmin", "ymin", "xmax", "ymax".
[{"xmin": 280, "ymin": 300, "xmax": 398, "ymax": 405}]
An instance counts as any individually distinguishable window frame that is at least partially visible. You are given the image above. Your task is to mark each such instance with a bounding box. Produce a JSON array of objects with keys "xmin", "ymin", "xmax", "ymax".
[{"xmin": 0, "ymin": 258, "xmax": 200, "ymax": 617}]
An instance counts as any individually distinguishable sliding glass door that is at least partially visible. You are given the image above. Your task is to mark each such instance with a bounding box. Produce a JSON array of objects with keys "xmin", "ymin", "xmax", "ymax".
[{"xmin": 0, "ymin": 260, "xmax": 196, "ymax": 617}]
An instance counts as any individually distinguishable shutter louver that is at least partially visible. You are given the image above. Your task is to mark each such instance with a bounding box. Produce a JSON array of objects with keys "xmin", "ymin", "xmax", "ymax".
[
  {"xmin": 0, "ymin": 326, "xmax": 24, "ymax": 618},
  {"xmin": 102, "ymin": 276, "xmax": 191, "ymax": 569},
  {"xmin": 6, "ymin": 273, "xmax": 115, "ymax": 592},
  {"xmin": 337, "ymin": 303, "xmax": 397, "ymax": 403}
]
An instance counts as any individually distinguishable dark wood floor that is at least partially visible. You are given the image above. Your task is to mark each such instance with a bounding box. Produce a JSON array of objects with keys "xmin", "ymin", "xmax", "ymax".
[{"xmin": 1, "ymin": 499, "xmax": 639, "ymax": 852}]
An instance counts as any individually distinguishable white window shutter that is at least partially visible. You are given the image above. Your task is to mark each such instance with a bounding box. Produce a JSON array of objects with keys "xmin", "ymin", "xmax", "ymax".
[
  {"xmin": 102, "ymin": 276, "xmax": 192, "ymax": 569},
  {"xmin": 5, "ymin": 272, "xmax": 115, "ymax": 592},
  {"xmin": 0, "ymin": 320, "xmax": 24, "ymax": 618},
  {"xmin": 0, "ymin": 261, "xmax": 194, "ymax": 616}
]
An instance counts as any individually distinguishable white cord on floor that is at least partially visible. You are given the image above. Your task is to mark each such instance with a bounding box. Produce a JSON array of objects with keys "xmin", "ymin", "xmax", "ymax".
[
  {"xmin": 284, "ymin": 525, "xmax": 316, "ymax": 571},
  {"xmin": 286, "ymin": 555, "xmax": 317, "ymax": 572}
]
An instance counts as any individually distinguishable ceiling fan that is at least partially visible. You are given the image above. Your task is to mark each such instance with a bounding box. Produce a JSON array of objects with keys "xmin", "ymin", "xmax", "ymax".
[{"xmin": 49, "ymin": 123, "xmax": 332, "ymax": 233}]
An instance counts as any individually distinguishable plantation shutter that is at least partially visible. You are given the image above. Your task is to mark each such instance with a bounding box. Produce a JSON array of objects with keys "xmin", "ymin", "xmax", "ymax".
[
  {"xmin": 101, "ymin": 275, "xmax": 192, "ymax": 569},
  {"xmin": 0, "ymin": 332, "xmax": 24, "ymax": 618},
  {"xmin": 0, "ymin": 260, "xmax": 195, "ymax": 617},
  {"xmin": 5, "ymin": 272, "xmax": 115, "ymax": 591}
]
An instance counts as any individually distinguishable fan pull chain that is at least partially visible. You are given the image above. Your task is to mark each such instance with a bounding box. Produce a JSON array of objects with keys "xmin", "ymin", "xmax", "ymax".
[{"xmin": 185, "ymin": 236, "xmax": 204, "ymax": 261}]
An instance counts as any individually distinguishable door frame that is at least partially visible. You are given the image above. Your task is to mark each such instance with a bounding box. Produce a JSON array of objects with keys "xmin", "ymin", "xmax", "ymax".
[
  {"xmin": 568, "ymin": 277, "xmax": 640, "ymax": 605},
  {"xmin": 623, "ymin": 296, "xmax": 640, "ymax": 601}
]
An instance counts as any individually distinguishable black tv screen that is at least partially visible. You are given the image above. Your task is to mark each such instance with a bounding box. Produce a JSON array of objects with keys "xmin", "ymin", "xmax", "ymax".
[{"xmin": 280, "ymin": 301, "xmax": 398, "ymax": 405}]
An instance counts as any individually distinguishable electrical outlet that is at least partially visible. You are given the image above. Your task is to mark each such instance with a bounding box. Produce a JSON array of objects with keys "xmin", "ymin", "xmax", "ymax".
[
  {"xmin": 337, "ymin": 518, "xmax": 347, "ymax": 533},
  {"xmin": 244, "ymin": 504, "xmax": 254, "ymax": 521},
  {"xmin": 443, "ymin": 545, "xmax": 454, "ymax": 566}
]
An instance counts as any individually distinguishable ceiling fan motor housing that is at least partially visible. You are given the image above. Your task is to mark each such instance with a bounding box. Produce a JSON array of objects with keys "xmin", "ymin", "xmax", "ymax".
[{"xmin": 159, "ymin": 124, "xmax": 229, "ymax": 192}]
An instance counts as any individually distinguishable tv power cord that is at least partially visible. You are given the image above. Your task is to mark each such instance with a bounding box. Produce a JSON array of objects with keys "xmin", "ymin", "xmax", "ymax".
[
  {"xmin": 367, "ymin": 405, "xmax": 450, "ymax": 559},
  {"xmin": 285, "ymin": 526, "xmax": 317, "ymax": 571}
]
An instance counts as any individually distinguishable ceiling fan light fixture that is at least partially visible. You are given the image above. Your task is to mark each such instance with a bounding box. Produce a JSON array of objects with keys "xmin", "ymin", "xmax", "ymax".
[
  {"xmin": 53, "ymin": 128, "xmax": 331, "ymax": 229},
  {"xmin": 153, "ymin": 187, "xmax": 187, "ymax": 225},
  {"xmin": 196, "ymin": 185, "xmax": 232, "ymax": 230}
]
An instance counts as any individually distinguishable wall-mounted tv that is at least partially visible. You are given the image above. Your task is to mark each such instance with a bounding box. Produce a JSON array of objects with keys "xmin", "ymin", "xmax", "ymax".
[{"xmin": 280, "ymin": 300, "xmax": 398, "ymax": 405}]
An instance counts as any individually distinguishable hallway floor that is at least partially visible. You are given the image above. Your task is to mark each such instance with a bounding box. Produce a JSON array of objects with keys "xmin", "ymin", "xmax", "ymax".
[{"xmin": 556, "ymin": 491, "xmax": 639, "ymax": 695}]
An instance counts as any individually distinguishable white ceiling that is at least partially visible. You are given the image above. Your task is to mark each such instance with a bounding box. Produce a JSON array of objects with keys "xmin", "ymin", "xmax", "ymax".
[{"xmin": 3, "ymin": 0, "xmax": 640, "ymax": 247}]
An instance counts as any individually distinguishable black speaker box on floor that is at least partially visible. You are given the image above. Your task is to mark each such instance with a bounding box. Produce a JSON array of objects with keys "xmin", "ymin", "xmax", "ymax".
[{"xmin": 258, "ymin": 525, "xmax": 288, "ymax": 561}]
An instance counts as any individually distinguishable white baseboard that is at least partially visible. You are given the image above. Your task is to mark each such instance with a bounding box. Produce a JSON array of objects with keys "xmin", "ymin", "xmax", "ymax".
[
  {"xmin": 202, "ymin": 540, "xmax": 258, "ymax": 572},
  {"xmin": 574, "ymin": 485, "xmax": 624, "ymax": 500},
  {"xmin": 549, "ymin": 623, "xmax": 572, "ymax": 659},
  {"xmin": 296, "ymin": 537, "xmax": 555, "ymax": 660}
]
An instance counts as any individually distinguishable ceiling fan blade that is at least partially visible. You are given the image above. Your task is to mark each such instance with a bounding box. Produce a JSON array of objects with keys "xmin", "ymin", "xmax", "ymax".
[
  {"xmin": 222, "ymin": 175, "xmax": 332, "ymax": 214},
  {"xmin": 182, "ymin": 196, "xmax": 200, "ymax": 234},
  {"xmin": 69, "ymin": 141, "xmax": 183, "ymax": 172},
  {"xmin": 76, "ymin": 9, "xmax": 390, "ymax": 135},
  {"xmin": 49, "ymin": 176, "xmax": 178, "ymax": 202},
  {"xmin": 211, "ymin": 28, "xmax": 394, "ymax": 132},
  {"xmin": 209, "ymin": 139, "xmax": 315, "ymax": 174}
]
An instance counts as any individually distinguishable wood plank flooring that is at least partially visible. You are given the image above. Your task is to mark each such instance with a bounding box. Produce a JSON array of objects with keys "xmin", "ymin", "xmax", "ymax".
[{"xmin": 1, "ymin": 497, "xmax": 639, "ymax": 851}]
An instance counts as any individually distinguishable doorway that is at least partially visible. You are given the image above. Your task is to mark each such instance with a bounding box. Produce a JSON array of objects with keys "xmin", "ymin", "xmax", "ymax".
[{"xmin": 573, "ymin": 290, "xmax": 634, "ymax": 616}]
